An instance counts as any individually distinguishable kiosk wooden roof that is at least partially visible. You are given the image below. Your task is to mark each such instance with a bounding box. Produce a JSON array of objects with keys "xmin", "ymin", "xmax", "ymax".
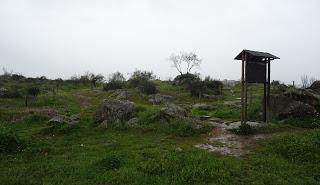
[{"xmin": 234, "ymin": 49, "xmax": 280, "ymax": 62}]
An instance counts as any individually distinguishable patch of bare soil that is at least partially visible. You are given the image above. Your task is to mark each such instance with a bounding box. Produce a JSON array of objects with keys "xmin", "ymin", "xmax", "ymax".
[
  {"xmin": 26, "ymin": 108, "xmax": 59, "ymax": 118},
  {"xmin": 74, "ymin": 91, "xmax": 93, "ymax": 108},
  {"xmin": 195, "ymin": 118, "xmax": 268, "ymax": 157}
]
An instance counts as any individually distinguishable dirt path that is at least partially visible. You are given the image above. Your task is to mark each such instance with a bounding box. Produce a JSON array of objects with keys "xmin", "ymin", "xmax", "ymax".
[{"xmin": 195, "ymin": 118, "xmax": 268, "ymax": 157}]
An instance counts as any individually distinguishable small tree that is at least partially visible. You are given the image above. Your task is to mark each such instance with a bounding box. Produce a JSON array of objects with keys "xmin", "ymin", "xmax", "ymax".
[
  {"xmin": 103, "ymin": 72, "xmax": 126, "ymax": 91},
  {"xmin": 301, "ymin": 75, "xmax": 309, "ymax": 89},
  {"xmin": 128, "ymin": 70, "xmax": 156, "ymax": 88},
  {"xmin": 27, "ymin": 87, "xmax": 40, "ymax": 97},
  {"xmin": 169, "ymin": 52, "xmax": 202, "ymax": 75},
  {"xmin": 301, "ymin": 75, "xmax": 318, "ymax": 89},
  {"xmin": 108, "ymin": 72, "xmax": 126, "ymax": 82},
  {"xmin": 89, "ymin": 73, "xmax": 105, "ymax": 88}
]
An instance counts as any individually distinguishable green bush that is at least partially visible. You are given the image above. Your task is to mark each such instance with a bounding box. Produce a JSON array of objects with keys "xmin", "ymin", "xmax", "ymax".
[
  {"xmin": 0, "ymin": 130, "xmax": 25, "ymax": 153},
  {"xmin": 168, "ymin": 118, "xmax": 212, "ymax": 137},
  {"xmin": 234, "ymin": 123, "xmax": 257, "ymax": 135},
  {"xmin": 281, "ymin": 116, "xmax": 320, "ymax": 128},
  {"xmin": 186, "ymin": 80, "xmax": 203, "ymax": 97},
  {"xmin": 264, "ymin": 130, "xmax": 320, "ymax": 164},
  {"xmin": 204, "ymin": 77, "xmax": 223, "ymax": 95},
  {"xmin": 27, "ymin": 86, "xmax": 40, "ymax": 97},
  {"xmin": 173, "ymin": 73, "xmax": 200, "ymax": 87},
  {"xmin": 128, "ymin": 70, "xmax": 156, "ymax": 88},
  {"xmin": 0, "ymin": 89, "xmax": 22, "ymax": 98},
  {"xmin": 103, "ymin": 81, "xmax": 125, "ymax": 91},
  {"xmin": 138, "ymin": 80, "xmax": 157, "ymax": 95},
  {"xmin": 40, "ymin": 124, "xmax": 79, "ymax": 135},
  {"xmin": 97, "ymin": 153, "xmax": 122, "ymax": 171}
]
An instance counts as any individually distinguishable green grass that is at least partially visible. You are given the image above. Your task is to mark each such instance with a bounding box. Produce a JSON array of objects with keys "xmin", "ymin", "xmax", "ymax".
[{"xmin": 1, "ymin": 79, "xmax": 320, "ymax": 184}]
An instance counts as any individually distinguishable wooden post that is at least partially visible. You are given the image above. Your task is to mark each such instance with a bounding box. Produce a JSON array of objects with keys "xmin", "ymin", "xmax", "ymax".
[
  {"xmin": 263, "ymin": 60, "xmax": 267, "ymax": 123},
  {"xmin": 244, "ymin": 53, "xmax": 248, "ymax": 123},
  {"xmin": 267, "ymin": 60, "xmax": 271, "ymax": 123},
  {"xmin": 241, "ymin": 52, "xmax": 245, "ymax": 124},
  {"xmin": 25, "ymin": 95, "xmax": 28, "ymax": 107}
]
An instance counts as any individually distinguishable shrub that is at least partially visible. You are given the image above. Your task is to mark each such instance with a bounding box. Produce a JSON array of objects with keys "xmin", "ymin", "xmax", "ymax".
[
  {"xmin": 103, "ymin": 81, "xmax": 125, "ymax": 91},
  {"xmin": 234, "ymin": 123, "xmax": 257, "ymax": 135},
  {"xmin": 128, "ymin": 70, "xmax": 156, "ymax": 88},
  {"xmin": 40, "ymin": 124, "xmax": 79, "ymax": 135},
  {"xmin": 96, "ymin": 153, "xmax": 122, "ymax": 171},
  {"xmin": 11, "ymin": 74, "xmax": 25, "ymax": 81},
  {"xmin": 0, "ymin": 130, "xmax": 25, "ymax": 153},
  {"xmin": 173, "ymin": 73, "xmax": 200, "ymax": 87},
  {"xmin": 264, "ymin": 130, "xmax": 320, "ymax": 164},
  {"xmin": 188, "ymin": 80, "xmax": 207, "ymax": 97},
  {"xmin": 0, "ymin": 88, "xmax": 22, "ymax": 98},
  {"xmin": 168, "ymin": 118, "xmax": 212, "ymax": 137},
  {"xmin": 282, "ymin": 116, "xmax": 320, "ymax": 128},
  {"xmin": 204, "ymin": 77, "xmax": 223, "ymax": 95},
  {"xmin": 138, "ymin": 80, "xmax": 157, "ymax": 95},
  {"xmin": 27, "ymin": 86, "xmax": 40, "ymax": 97}
]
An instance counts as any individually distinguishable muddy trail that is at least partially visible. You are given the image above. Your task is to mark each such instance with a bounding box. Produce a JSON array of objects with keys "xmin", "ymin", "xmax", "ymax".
[{"xmin": 195, "ymin": 118, "xmax": 268, "ymax": 157}]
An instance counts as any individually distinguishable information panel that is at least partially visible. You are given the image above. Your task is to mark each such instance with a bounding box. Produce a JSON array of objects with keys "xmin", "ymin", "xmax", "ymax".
[{"xmin": 245, "ymin": 61, "xmax": 266, "ymax": 83}]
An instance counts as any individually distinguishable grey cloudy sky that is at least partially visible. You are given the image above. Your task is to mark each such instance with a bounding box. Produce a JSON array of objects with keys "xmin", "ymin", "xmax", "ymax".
[{"xmin": 1, "ymin": 0, "xmax": 320, "ymax": 83}]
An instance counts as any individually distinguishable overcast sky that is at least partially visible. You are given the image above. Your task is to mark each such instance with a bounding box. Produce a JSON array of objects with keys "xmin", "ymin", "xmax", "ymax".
[{"xmin": 1, "ymin": 0, "xmax": 319, "ymax": 83}]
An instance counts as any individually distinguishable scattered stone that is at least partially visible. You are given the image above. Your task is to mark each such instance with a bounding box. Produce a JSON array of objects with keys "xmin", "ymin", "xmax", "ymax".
[
  {"xmin": 199, "ymin": 115, "xmax": 211, "ymax": 121},
  {"xmin": 209, "ymin": 117, "xmax": 225, "ymax": 124},
  {"xmin": 148, "ymin": 94, "xmax": 175, "ymax": 104},
  {"xmin": 192, "ymin": 103, "xmax": 216, "ymax": 110},
  {"xmin": 95, "ymin": 99, "xmax": 135, "ymax": 125},
  {"xmin": 224, "ymin": 99, "xmax": 241, "ymax": 107},
  {"xmin": 175, "ymin": 147, "xmax": 183, "ymax": 152},
  {"xmin": 202, "ymin": 94, "xmax": 217, "ymax": 99},
  {"xmin": 126, "ymin": 117, "xmax": 139, "ymax": 127},
  {"xmin": 159, "ymin": 103, "xmax": 188, "ymax": 120},
  {"xmin": 48, "ymin": 114, "xmax": 80, "ymax": 125},
  {"xmin": 0, "ymin": 87, "xmax": 8, "ymax": 97},
  {"xmin": 109, "ymin": 90, "xmax": 131, "ymax": 100},
  {"xmin": 100, "ymin": 120, "xmax": 109, "ymax": 128}
]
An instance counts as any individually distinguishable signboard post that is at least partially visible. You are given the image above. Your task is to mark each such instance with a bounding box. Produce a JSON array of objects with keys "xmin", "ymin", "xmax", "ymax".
[{"xmin": 235, "ymin": 50, "xmax": 280, "ymax": 124}]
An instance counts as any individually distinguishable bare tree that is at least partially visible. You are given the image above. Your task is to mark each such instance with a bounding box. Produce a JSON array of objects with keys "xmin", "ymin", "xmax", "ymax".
[
  {"xmin": 301, "ymin": 74, "xmax": 309, "ymax": 89},
  {"xmin": 108, "ymin": 72, "xmax": 126, "ymax": 82},
  {"xmin": 301, "ymin": 74, "xmax": 318, "ymax": 88},
  {"xmin": 169, "ymin": 52, "xmax": 202, "ymax": 75}
]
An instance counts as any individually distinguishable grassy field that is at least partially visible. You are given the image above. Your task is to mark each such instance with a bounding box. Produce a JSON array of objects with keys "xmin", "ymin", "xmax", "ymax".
[{"xmin": 0, "ymin": 79, "xmax": 319, "ymax": 185}]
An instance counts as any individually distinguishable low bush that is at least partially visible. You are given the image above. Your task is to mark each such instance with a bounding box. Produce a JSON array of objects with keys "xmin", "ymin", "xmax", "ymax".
[
  {"xmin": 281, "ymin": 116, "xmax": 320, "ymax": 128},
  {"xmin": 168, "ymin": 118, "xmax": 212, "ymax": 137},
  {"xmin": 233, "ymin": 123, "xmax": 257, "ymax": 135},
  {"xmin": 0, "ymin": 89, "xmax": 22, "ymax": 98},
  {"xmin": 204, "ymin": 77, "xmax": 223, "ymax": 95},
  {"xmin": 103, "ymin": 81, "xmax": 125, "ymax": 91},
  {"xmin": 96, "ymin": 152, "xmax": 122, "ymax": 171},
  {"xmin": 103, "ymin": 72, "xmax": 126, "ymax": 91},
  {"xmin": 138, "ymin": 80, "xmax": 157, "ymax": 95},
  {"xmin": 0, "ymin": 129, "xmax": 25, "ymax": 153},
  {"xmin": 262, "ymin": 130, "xmax": 320, "ymax": 164},
  {"xmin": 128, "ymin": 70, "xmax": 156, "ymax": 88},
  {"xmin": 27, "ymin": 86, "xmax": 40, "ymax": 97},
  {"xmin": 173, "ymin": 73, "xmax": 200, "ymax": 87},
  {"xmin": 40, "ymin": 124, "xmax": 79, "ymax": 135}
]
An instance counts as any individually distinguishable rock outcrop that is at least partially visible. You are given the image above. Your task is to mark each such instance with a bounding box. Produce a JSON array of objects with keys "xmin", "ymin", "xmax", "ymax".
[
  {"xmin": 269, "ymin": 94, "xmax": 318, "ymax": 119},
  {"xmin": 95, "ymin": 99, "xmax": 135, "ymax": 125},
  {"xmin": 48, "ymin": 114, "xmax": 80, "ymax": 125},
  {"xmin": 148, "ymin": 94, "xmax": 175, "ymax": 104}
]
